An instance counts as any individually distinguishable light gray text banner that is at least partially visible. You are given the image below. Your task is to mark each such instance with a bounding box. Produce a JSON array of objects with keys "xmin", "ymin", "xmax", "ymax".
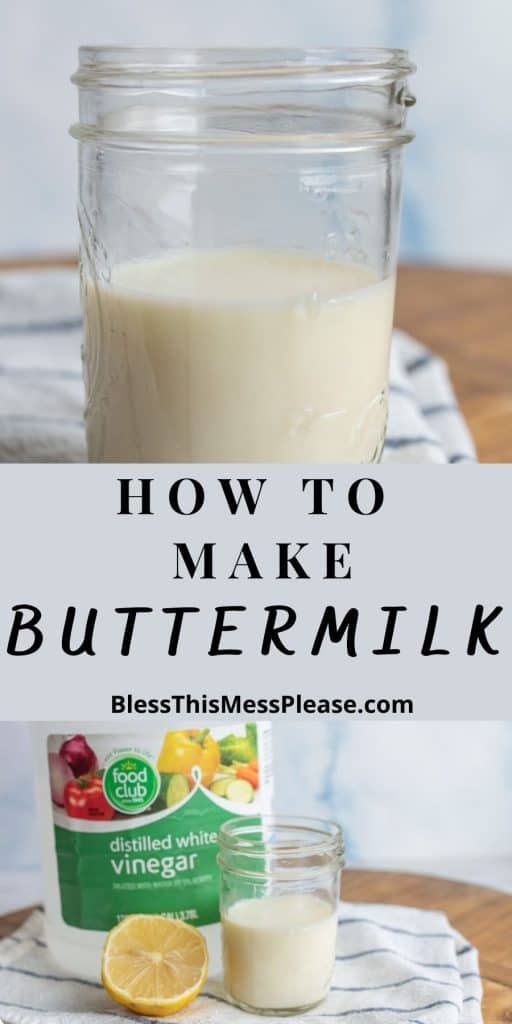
[{"xmin": 0, "ymin": 465, "xmax": 509, "ymax": 720}]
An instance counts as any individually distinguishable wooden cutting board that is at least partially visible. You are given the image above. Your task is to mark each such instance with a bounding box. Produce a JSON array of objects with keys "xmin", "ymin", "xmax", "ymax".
[
  {"xmin": 1, "ymin": 869, "xmax": 510, "ymax": 1021},
  {"xmin": 395, "ymin": 265, "xmax": 512, "ymax": 463}
]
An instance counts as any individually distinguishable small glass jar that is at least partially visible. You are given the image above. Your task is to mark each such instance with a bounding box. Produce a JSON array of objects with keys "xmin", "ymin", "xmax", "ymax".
[
  {"xmin": 218, "ymin": 815, "xmax": 345, "ymax": 1015},
  {"xmin": 71, "ymin": 48, "xmax": 415, "ymax": 464}
]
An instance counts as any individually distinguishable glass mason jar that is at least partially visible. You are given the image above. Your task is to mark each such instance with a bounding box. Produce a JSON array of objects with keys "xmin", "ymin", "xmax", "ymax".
[
  {"xmin": 218, "ymin": 815, "xmax": 345, "ymax": 1015},
  {"xmin": 71, "ymin": 48, "xmax": 415, "ymax": 464}
]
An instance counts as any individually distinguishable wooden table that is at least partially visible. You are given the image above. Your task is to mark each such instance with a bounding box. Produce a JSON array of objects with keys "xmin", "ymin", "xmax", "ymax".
[
  {"xmin": 1, "ymin": 869, "xmax": 511, "ymax": 1021},
  {"xmin": 1, "ymin": 257, "xmax": 511, "ymax": 462}
]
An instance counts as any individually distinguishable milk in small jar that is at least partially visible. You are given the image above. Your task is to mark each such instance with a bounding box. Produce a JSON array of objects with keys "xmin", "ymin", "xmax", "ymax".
[{"xmin": 218, "ymin": 815, "xmax": 344, "ymax": 1014}]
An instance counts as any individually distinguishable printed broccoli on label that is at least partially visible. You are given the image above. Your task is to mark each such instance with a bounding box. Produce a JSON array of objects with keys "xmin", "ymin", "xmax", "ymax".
[{"xmin": 218, "ymin": 724, "xmax": 257, "ymax": 765}]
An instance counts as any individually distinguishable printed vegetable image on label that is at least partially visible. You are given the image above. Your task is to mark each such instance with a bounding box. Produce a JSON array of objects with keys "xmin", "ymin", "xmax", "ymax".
[{"xmin": 46, "ymin": 725, "xmax": 272, "ymax": 932}]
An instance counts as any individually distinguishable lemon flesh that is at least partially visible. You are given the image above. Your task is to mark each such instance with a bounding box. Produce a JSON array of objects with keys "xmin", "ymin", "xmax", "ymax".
[{"xmin": 102, "ymin": 914, "xmax": 208, "ymax": 1017}]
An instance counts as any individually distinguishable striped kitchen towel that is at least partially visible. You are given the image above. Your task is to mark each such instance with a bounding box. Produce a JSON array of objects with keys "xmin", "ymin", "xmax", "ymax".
[
  {"xmin": 0, "ymin": 268, "xmax": 476, "ymax": 464},
  {"xmin": 0, "ymin": 902, "xmax": 482, "ymax": 1024}
]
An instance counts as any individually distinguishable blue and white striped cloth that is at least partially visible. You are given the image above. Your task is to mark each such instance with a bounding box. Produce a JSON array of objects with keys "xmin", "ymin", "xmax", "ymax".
[
  {"xmin": 0, "ymin": 903, "xmax": 482, "ymax": 1024},
  {"xmin": 0, "ymin": 268, "xmax": 476, "ymax": 464}
]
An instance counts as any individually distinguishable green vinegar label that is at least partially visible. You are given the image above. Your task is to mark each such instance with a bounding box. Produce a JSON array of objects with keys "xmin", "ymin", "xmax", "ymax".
[{"xmin": 47, "ymin": 724, "xmax": 272, "ymax": 931}]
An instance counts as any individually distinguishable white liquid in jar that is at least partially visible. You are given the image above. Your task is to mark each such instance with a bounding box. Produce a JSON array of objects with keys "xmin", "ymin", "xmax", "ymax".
[
  {"xmin": 83, "ymin": 248, "xmax": 395, "ymax": 463},
  {"xmin": 222, "ymin": 893, "xmax": 338, "ymax": 1011}
]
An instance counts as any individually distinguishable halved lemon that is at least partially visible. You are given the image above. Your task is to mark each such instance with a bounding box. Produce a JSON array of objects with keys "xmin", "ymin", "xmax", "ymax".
[{"xmin": 101, "ymin": 914, "xmax": 208, "ymax": 1017}]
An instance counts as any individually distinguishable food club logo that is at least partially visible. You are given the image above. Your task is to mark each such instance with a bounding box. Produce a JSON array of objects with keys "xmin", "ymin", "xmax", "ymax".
[{"xmin": 103, "ymin": 753, "xmax": 160, "ymax": 814}]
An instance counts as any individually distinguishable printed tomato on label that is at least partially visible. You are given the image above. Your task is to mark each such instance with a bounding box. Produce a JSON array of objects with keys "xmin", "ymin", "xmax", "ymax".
[
  {"xmin": 157, "ymin": 729, "xmax": 220, "ymax": 788},
  {"xmin": 64, "ymin": 775, "xmax": 115, "ymax": 820}
]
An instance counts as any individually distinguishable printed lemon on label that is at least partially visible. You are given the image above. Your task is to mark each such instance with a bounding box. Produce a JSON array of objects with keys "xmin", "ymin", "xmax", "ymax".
[{"xmin": 101, "ymin": 914, "xmax": 208, "ymax": 1016}]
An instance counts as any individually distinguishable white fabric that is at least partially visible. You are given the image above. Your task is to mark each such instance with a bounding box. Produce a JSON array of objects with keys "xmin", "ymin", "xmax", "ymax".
[
  {"xmin": 0, "ymin": 903, "xmax": 482, "ymax": 1023},
  {"xmin": 0, "ymin": 269, "xmax": 476, "ymax": 464}
]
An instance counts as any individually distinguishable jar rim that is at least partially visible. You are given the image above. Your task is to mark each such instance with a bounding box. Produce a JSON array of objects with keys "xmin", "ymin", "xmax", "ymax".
[
  {"xmin": 219, "ymin": 814, "xmax": 344, "ymax": 857},
  {"xmin": 72, "ymin": 46, "xmax": 415, "ymax": 86},
  {"xmin": 71, "ymin": 47, "xmax": 415, "ymax": 152},
  {"xmin": 218, "ymin": 815, "xmax": 345, "ymax": 881}
]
